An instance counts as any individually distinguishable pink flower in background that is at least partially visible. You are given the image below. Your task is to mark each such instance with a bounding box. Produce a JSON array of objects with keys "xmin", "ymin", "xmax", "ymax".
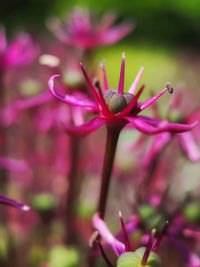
[
  {"xmin": 0, "ymin": 27, "xmax": 39, "ymax": 70},
  {"xmin": 48, "ymin": 8, "xmax": 133, "ymax": 48},
  {"xmin": 49, "ymin": 54, "xmax": 197, "ymax": 136}
]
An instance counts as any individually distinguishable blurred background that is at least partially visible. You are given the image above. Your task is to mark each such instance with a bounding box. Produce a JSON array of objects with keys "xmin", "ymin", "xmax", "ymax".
[{"xmin": 1, "ymin": 0, "xmax": 200, "ymax": 267}]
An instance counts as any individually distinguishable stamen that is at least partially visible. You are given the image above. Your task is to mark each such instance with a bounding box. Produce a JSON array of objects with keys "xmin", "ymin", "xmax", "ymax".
[
  {"xmin": 80, "ymin": 63, "xmax": 101, "ymax": 105},
  {"xmin": 141, "ymin": 229, "xmax": 155, "ymax": 266},
  {"xmin": 100, "ymin": 60, "xmax": 108, "ymax": 91},
  {"xmin": 118, "ymin": 52, "xmax": 125, "ymax": 94},
  {"xmin": 128, "ymin": 67, "xmax": 144, "ymax": 94},
  {"xmin": 119, "ymin": 211, "xmax": 132, "ymax": 252},
  {"xmin": 152, "ymin": 221, "xmax": 168, "ymax": 252},
  {"xmin": 166, "ymin": 82, "xmax": 173, "ymax": 94}
]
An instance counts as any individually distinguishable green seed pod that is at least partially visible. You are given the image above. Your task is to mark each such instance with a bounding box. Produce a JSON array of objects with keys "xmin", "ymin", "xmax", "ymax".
[
  {"xmin": 117, "ymin": 247, "xmax": 161, "ymax": 267},
  {"xmin": 123, "ymin": 93, "xmax": 134, "ymax": 105},
  {"xmin": 108, "ymin": 93, "xmax": 127, "ymax": 113},
  {"xmin": 103, "ymin": 90, "xmax": 116, "ymax": 105}
]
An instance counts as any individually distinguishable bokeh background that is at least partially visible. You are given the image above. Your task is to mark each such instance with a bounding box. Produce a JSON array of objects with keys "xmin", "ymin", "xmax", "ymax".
[{"xmin": 1, "ymin": 0, "xmax": 200, "ymax": 267}]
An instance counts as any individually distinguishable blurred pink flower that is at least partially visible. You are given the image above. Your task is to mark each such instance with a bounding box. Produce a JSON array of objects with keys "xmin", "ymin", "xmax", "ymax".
[
  {"xmin": 49, "ymin": 54, "xmax": 197, "ymax": 136},
  {"xmin": 48, "ymin": 8, "xmax": 133, "ymax": 48},
  {"xmin": 0, "ymin": 26, "xmax": 39, "ymax": 70}
]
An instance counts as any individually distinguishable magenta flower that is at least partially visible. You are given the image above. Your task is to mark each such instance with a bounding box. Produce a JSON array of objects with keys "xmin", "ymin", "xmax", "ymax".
[
  {"xmin": 0, "ymin": 194, "xmax": 30, "ymax": 211},
  {"xmin": 92, "ymin": 212, "xmax": 165, "ymax": 267},
  {"xmin": 0, "ymin": 26, "xmax": 39, "ymax": 70},
  {"xmin": 0, "ymin": 154, "xmax": 30, "ymax": 172},
  {"xmin": 49, "ymin": 54, "xmax": 197, "ymax": 137},
  {"xmin": 47, "ymin": 8, "xmax": 133, "ymax": 48}
]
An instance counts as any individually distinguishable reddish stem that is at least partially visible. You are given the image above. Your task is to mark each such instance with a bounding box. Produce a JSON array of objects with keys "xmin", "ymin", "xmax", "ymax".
[{"xmin": 97, "ymin": 124, "xmax": 122, "ymax": 219}]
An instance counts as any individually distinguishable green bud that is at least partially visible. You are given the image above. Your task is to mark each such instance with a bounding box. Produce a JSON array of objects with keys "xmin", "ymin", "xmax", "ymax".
[
  {"xmin": 108, "ymin": 93, "xmax": 127, "ymax": 113},
  {"xmin": 117, "ymin": 247, "xmax": 161, "ymax": 267},
  {"xmin": 32, "ymin": 193, "xmax": 57, "ymax": 214},
  {"xmin": 103, "ymin": 90, "xmax": 116, "ymax": 105},
  {"xmin": 123, "ymin": 93, "xmax": 134, "ymax": 105},
  {"xmin": 183, "ymin": 202, "xmax": 200, "ymax": 222},
  {"xmin": 49, "ymin": 245, "xmax": 80, "ymax": 267}
]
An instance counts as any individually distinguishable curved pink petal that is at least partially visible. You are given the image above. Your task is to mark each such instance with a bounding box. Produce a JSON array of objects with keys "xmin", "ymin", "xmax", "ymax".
[
  {"xmin": 92, "ymin": 213, "xmax": 125, "ymax": 256},
  {"xmin": 0, "ymin": 155, "xmax": 30, "ymax": 172},
  {"xmin": 99, "ymin": 23, "xmax": 134, "ymax": 46},
  {"xmin": 0, "ymin": 194, "xmax": 30, "ymax": 211},
  {"xmin": 125, "ymin": 115, "xmax": 198, "ymax": 134},
  {"xmin": 48, "ymin": 75, "xmax": 97, "ymax": 109},
  {"xmin": 143, "ymin": 132, "xmax": 171, "ymax": 168},
  {"xmin": 63, "ymin": 117, "xmax": 105, "ymax": 136},
  {"xmin": 2, "ymin": 92, "xmax": 53, "ymax": 126},
  {"xmin": 128, "ymin": 67, "xmax": 144, "ymax": 94},
  {"xmin": 178, "ymin": 132, "xmax": 200, "ymax": 162}
]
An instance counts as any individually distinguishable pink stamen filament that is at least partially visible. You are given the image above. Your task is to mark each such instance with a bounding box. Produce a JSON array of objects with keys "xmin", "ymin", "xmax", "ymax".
[
  {"xmin": 118, "ymin": 53, "xmax": 125, "ymax": 94},
  {"xmin": 119, "ymin": 211, "xmax": 132, "ymax": 252}
]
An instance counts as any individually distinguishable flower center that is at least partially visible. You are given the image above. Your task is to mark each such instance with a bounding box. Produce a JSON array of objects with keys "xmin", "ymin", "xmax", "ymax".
[{"xmin": 103, "ymin": 90, "xmax": 134, "ymax": 114}]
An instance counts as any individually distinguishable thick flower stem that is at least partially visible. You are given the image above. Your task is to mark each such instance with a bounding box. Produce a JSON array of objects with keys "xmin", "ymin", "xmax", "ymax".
[
  {"xmin": 97, "ymin": 124, "xmax": 122, "ymax": 219},
  {"xmin": 65, "ymin": 135, "xmax": 82, "ymax": 244}
]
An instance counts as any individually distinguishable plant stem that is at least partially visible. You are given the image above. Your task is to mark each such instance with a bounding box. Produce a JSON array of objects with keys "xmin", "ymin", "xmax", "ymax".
[
  {"xmin": 97, "ymin": 124, "xmax": 122, "ymax": 219},
  {"xmin": 65, "ymin": 135, "xmax": 82, "ymax": 244}
]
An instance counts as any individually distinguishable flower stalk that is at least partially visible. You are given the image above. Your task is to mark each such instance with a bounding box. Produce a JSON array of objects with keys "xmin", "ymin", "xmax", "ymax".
[{"xmin": 97, "ymin": 124, "xmax": 122, "ymax": 219}]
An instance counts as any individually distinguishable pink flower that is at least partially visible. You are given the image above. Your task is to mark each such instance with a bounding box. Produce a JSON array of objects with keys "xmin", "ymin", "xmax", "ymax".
[
  {"xmin": 47, "ymin": 8, "xmax": 133, "ymax": 48},
  {"xmin": 49, "ymin": 54, "xmax": 197, "ymax": 136},
  {"xmin": 0, "ymin": 26, "xmax": 39, "ymax": 70}
]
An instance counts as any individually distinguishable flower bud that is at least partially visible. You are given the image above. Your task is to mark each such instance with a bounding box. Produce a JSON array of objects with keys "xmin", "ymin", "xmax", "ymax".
[
  {"xmin": 117, "ymin": 247, "xmax": 161, "ymax": 267},
  {"xmin": 103, "ymin": 90, "xmax": 134, "ymax": 114}
]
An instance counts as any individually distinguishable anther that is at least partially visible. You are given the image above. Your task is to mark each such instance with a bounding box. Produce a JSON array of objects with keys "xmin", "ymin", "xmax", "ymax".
[{"xmin": 166, "ymin": 82, "xmax": 173, "ymax": 94}]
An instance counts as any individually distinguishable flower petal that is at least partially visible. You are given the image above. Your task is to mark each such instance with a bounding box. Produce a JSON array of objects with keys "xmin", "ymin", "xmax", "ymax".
[
  {"xmin": 125, "ymin": 115, "xmax": 198, "ymax": 134},
  {"xmin": 99, "ymin": 23, "xmax": 134, "ymax": 46},
  {"xmin": 143, "ymin": 132, "xmax": 171, "ymax": 168},
  {"xmin": 48, "ymin": 75, "xmax": 97, "ymax": 109},
  {"xmin": 0, "ymin": 194, "xmax": 30, "ymax": 211},
  {"xmin": 178, "ymin": 132, "xmax": 200, "ymax": 162},
  {"xmin": 100, "ymin": 61, "xmax": 108, "ymax": 91},
  {"xmin": 63, "ymin": 117, "xmax": 105, "ymax": 136},
  {"xmin": 5, "ymin": 33, "xmax": 39, "ymax": 67},
  {"xmin": 0, "ymin": 155, "xmax": 30, "ymax": 172},
  {"xmin": 2, "ymin": 92, "xmax": 53, "ymax": 126},
  {"xmin": 92, "ymin": 213, "xmax": 125, "ymax": 256},
  {"xmin": 128, "ymin": 67, "xmax": 144, "ymax": 95},
  {"xmin": 118, "ymin": 53, "xmax": 125, "ymax": 94}
]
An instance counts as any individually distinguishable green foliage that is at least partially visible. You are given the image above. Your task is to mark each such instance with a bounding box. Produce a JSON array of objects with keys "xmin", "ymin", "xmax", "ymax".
[
  {"xmin": 49, "ymin": 245, "xmax": 80, "ymax": 267},
  {"xmin": 117, "ymin": 247, "xmax": 161, "ymax": 267}
]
